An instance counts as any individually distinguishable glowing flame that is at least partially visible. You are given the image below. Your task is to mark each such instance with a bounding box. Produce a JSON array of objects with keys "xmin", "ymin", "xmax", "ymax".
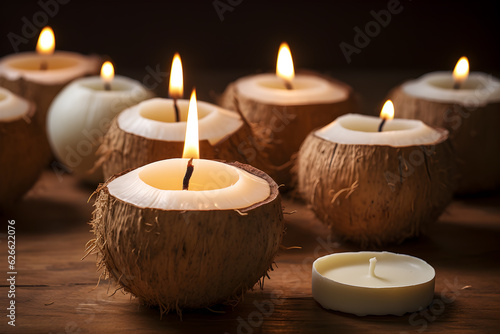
[
  {"xmin": 182, "ymin": 89, "xmax": 199, "ymax": 159},
  {"xmin": 36, "ymin": 26, "xmax": 55, "ymax": 55},
  {"xmin": 453, "ymin": 56, "xmax": 469, "ymax": 85},
  {"xmin": 169, "ymin": 53, "xmax": 183, "ymax": 99},
  {"xmin": 276, "ymin": 42, "xmax": 295, "ymax": 82},
  {"xmin": 100, "ymin": 61, "xmax": 114, "ymax": 83},
  {"xmin": 380, "ymin": 100, "xmax": 395, "ymax": 120}
]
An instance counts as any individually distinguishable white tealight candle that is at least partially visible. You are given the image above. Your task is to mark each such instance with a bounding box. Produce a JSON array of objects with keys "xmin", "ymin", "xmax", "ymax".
[
  {"xmin": 312, "ymin": 252, "xmax": 435, "ymax": 316},
  {"xmin": 47, "ymin": 63, "xmax": 152, "ymax": 183}
]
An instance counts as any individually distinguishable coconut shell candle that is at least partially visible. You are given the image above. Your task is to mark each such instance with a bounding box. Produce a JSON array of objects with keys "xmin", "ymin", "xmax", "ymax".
[
  {"xmin": 0, "ymin": 27, "xmax": 100, "ymax": 163},
  {"xmin": 98, "ymin": 54, "xmax": 267, "ymax": 179},
  {"xmin": 0, "ymin": 87, "xmax": 45, "ymax": 208},
  {"xmin": 220, "ymin": 42, "xmax": 358, "ymax": 187},
  {"xmin": 389, "ymin": 57, "xmax": 500, "ymax": 194},
  {"xmin": 98, "ymin": 97, "xmax": 267, "ymax": 180},
  {"xmin": 88, "ymin": 90, "xmax": 284, "ymax": 313},
  {"xmin": 297, "ymin": 103, "xmax": 455, "ymax": 246},
  {"xmin": 47, "ymin": 62, "xmax": 152, "ymax": 183}
]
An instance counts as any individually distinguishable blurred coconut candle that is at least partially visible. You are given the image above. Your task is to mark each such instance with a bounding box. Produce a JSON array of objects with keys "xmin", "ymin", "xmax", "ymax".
[
  {"xmin": 88, "ymin": 89, "xmax": 284, "ymax": 313},
  {"xmin": 389, "ymin": 57, "xmax": 500, "ymax": 194},
  {"xmin": 47, "ymin": 61, "xmax": 152, "ymax": 183},
  {"xmin": 312, "ymin": 252, "xmax": 435, "ymax": 316},
  {"xmin": 297, "ymin": 102, "xmax": 456, "ymax": 246},
  {"xmin": 99, "ymin": 53, "xmax": 267, "ymax": 179},
  {"xmin": 0, "ymin": 26, "xmax": 100, "ymax": 163},
  {"xmin": 220, "ymin": 42, "xmax": 358, "ymax": 187},
  {"xmin": 0, "ymin": 87, "xmax": 46, "ymax": 208}
]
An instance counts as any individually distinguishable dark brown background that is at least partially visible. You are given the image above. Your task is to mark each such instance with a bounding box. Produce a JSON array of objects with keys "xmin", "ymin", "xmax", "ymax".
[{"xmin": 1, "ymin": 0, "xmax": 499, "ymax": 73}]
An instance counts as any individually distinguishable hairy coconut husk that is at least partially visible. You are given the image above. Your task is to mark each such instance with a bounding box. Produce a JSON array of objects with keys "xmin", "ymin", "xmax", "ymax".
[
  {"xmin": 220, "ymin": 73, "xmax": 358, "ymax": 188},
  {"xmin": 0, "ymin": 101, "xmax": 46, "ymax": 209},
  {"xmin": 97, "ymin": 116, "xmax": 272, "ymax": 180},
  {"xmin": 88, "ymin": 162, "xmax": 284, "ymax": 314},
  {"xmin": 389, "ymin": 86, "xmax": 500, "ymax": 194},
  {"xmin": 297, "ymin": 131, "xmax": 455, "ymax": 247}
]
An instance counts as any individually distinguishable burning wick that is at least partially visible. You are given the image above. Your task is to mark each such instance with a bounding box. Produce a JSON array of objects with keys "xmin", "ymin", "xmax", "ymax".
[
  {"xmin": 104, "ymin": 83, "xmax": 111, "ymax": 91},
  {"xmin": 182, "ymin": 158, "xmax": 194, "ymax": 190},
  {"xmin": 378, "ymin": 100, "xmax": 394, "ymax": 132},
  {"xmin": 377, "ymin": 118, "xmax": 387, "ymax": 132},
  {"xmin": 40, "ymin": 61, "xmax": 48, "ymax": 71},
  {"xmin": 284, "ymin": 80, "xmax": 293, "ymax": 90},
  {"xmin": 173, "ymin": 99, "xmax": 180, "ymax": 122}
]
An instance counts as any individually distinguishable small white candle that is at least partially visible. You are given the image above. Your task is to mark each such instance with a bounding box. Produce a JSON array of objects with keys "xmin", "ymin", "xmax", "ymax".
[
  {"xmin": 312, "ymin": 252, "xmax": 435, "ymax": 316},
  {"xmin": 117, "ymin": 98, "xmax": 243, "ymax": 144},
  {"xmin": 235, "ymin": 42, "xmax": 349, "ymax": 105},
  {"xmin": 401, "ymin": 57, "xmax": 500, "ymax": 107},
  {"xmin": 108, "ymin": 158, "xmax": 270, "ymax": 210},
  {"xmin": 47, "ymin": 62, "xmax": 151, "ymax": 182},
  {"xmin": 235, "ymin": 73, "xmax": 349, "ymax": 106},
  {"xmin": 0, "ymin": 26, "xmax": 98, "ymax": 84},
  {"xmin": 316, "ymin": 113, "xmax": 444, "ymax": 146}
]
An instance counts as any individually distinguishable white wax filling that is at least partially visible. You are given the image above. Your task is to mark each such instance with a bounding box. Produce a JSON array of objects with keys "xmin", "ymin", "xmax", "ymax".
[
  {"xmin": 0, "ymin": 51, "xmax": 98, "ymax": 84},
  {"xmin": 312, "ymin": 251, "xmax": 435, "ymax": 316},
  {"xmin": 107, "ymin": 159, "xmax": 271, "ymax": 210},
  {"xmin": 118, "ymin": 98, "xmax": 243, "ymax": 144},
  {"xmin": 79, "ymin": 79, "xmax": 139, "ymax": 92},
  {"xmin": 235, "ymin": 73, "xmax": 348, "ymax": 105},
  {"xmin": 314, "ymin": 252, "xmax": 435, "ymax": 288},
  {"xmin": 402, "ymin": 71, "xmax": 500, "ymax": 106},
  {"xmin": 0, "ymin": 87, "xmax": 30, "ymax": 122},
  {"xmin": 316, "ymin": 114, "xmax": 443, "ymax": 147}
]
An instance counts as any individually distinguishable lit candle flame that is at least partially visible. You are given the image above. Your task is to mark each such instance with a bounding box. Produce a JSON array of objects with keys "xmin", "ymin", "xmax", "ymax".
[
  {"xmin": 169, "ymin": 53, "xmax": 184, "ymax": 99},
  {"xmin": 453, "ymin": 56, "xmax": 469, "ymax": 86},
  {"xmin": 276, "ymin": 42, "xmax": 295, "ymax": 82},
  {"xmin": 182, "ymin": 89, "xmax": 199, "ymax": 159},
  {"xmin": 36, "ymin": 26, "xmax": 55, "ymax": 55},
  {"xmin": 100, "ymin": 61, "xmax": 115, "ymax": 83},
  {"xmin": 380, "ymin": 100, "xmax": 395, "ymax": 120}
]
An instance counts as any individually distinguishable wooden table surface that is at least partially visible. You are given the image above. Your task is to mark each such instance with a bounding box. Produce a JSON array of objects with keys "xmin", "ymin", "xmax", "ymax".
[
  {"xmin": 2, "ymin": 70, "xmax": 500, "ymax": 333},
  {"xmin": 1, "ymin": 168, "xmax": 500, "ymax": 334}
]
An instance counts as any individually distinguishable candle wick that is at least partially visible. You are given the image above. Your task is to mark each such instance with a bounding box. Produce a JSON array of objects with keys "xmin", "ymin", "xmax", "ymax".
[
  {"xmin": 104, "ymin": 82, "xmax": 111, "ymax": 91},
  {"xmin": 40, "ymin": 61, "xmax": 48, "ymax": 71},
  {"xmin": 453, "ymin": 81, "xmax": 461, "ymax": 90},
  {"xmin": 378, "ymin": 118, "xmax": 387, "ymax": 132},
  {"xmin": 173, "ymin": 98, "xmax": 181, "ymax": 122},
  {"xmin": 284, "ymin": 80, "xmax": 293, "ymax": 90},
  {"xmin": 369, "ymin": 257, "xmax": 377, "ymax": 277},
  {"xmin": 182, "ymin": 158, "xmax": 194, "ymax": 190}
]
